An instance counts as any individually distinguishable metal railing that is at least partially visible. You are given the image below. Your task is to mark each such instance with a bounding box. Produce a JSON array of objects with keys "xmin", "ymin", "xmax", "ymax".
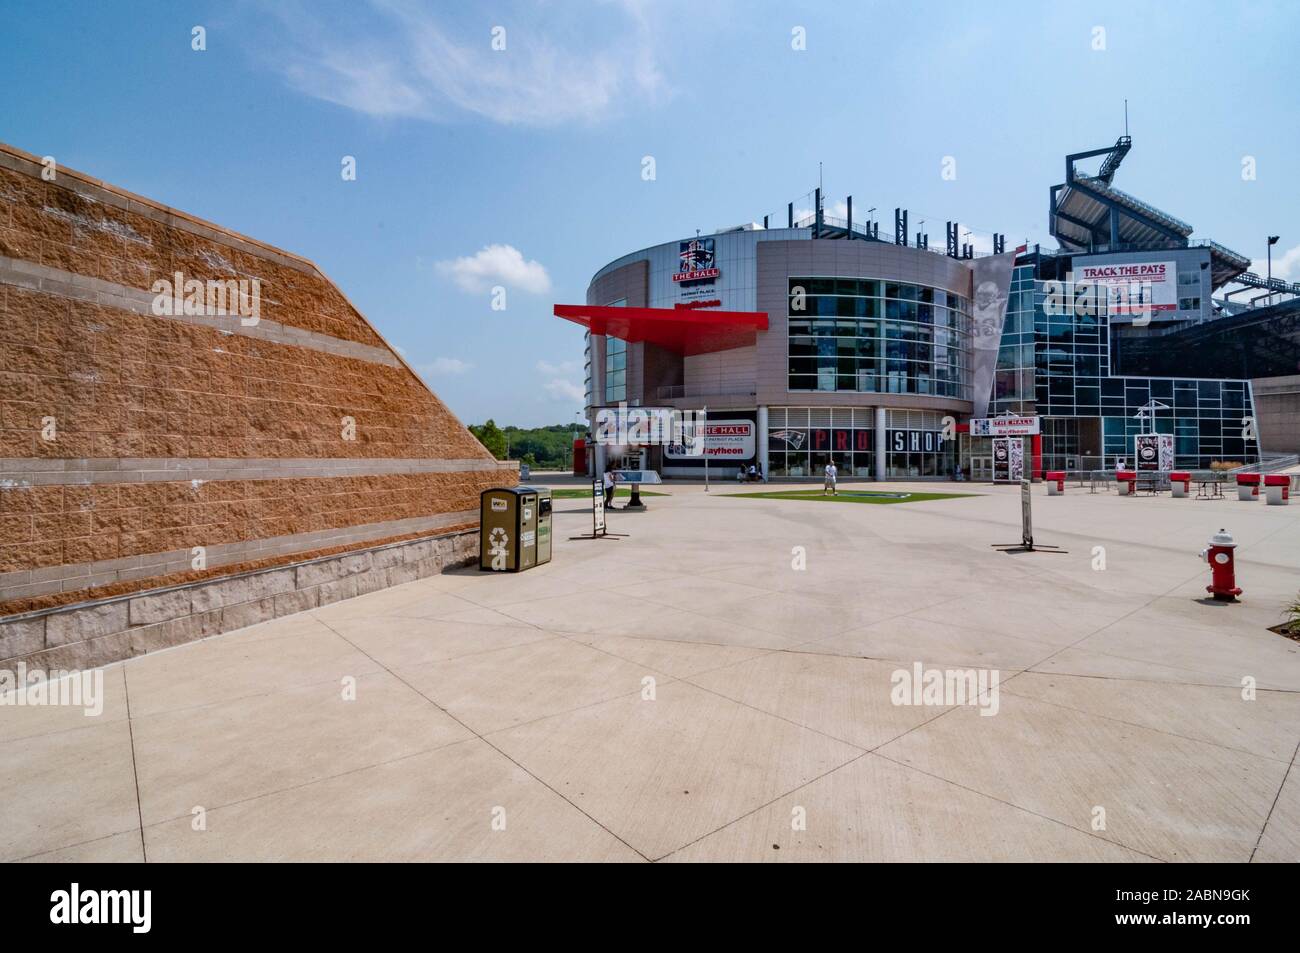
[
  {"xmin": 656, "ymin": 383, "xmax": 757, "ymax": 401},
  {"xmin": 793, "ymin": 214, "xmax": 997, "ymax": 258}
]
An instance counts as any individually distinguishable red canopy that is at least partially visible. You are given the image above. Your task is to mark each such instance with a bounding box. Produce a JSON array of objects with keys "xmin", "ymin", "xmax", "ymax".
[{"xmin": 554, "ymin": 304, "xmax": 768, "ymax": 356}]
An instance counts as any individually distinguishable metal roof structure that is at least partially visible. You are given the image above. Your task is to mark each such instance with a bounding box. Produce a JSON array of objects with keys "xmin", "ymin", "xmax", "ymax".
[{"xmin": 1049, "ymin": 137, "xmax": 1250, "ymax": 289}]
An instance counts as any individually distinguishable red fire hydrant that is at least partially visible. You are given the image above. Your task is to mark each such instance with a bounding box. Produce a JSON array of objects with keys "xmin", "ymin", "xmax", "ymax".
[{"xmin": 1200, "ymin": 528, "xmax": 1242, "ymax": 602}]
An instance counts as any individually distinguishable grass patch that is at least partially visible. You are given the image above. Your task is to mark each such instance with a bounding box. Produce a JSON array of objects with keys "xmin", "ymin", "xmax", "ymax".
[
  {"xmin": 724, "ymin": 489, "xmax": 973, "ymax": 504},
  {"xmin": 549, "ymin": 487, "xmax": 667, "ymax": 499}
]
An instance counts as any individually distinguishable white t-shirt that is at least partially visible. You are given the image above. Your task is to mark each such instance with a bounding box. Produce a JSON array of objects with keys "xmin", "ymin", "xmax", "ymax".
[
  {"xmin": 603, "ymin": 472, "xmax": 614, "ymax": 489},
  {"xmin": 825, "ymin": 463, "xmax": 837, "ymax": 480}
]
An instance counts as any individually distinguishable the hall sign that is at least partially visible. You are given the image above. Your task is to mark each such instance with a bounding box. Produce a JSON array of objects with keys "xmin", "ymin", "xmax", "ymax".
[
  {"xmin": 673, "ymin": 238, "xmax": 720, "ymax": 283},
  {"xmin": 664, "ymin": 419, "xmax": 754, "ymax": 459},
  {"xmin": 970, "ymin": 416, "xmax": 1040, "ymax": 437},
  {"xmin": 886, "ymin": 430, "xmax": 946, "ymax": 454}
]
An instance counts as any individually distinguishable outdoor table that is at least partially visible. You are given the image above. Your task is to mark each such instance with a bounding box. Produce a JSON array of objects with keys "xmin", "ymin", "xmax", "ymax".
[
  {"xmin": 1195, "ymin": 477, "xmax": 1225, "ymax": 500},
  {"xmin": 1137, "ymin": 476, "xmax": 1161, "ymax": 496}
]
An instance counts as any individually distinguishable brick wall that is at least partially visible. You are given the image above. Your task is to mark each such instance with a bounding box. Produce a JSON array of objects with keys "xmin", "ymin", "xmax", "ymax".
[{"xmin": 0, "ymin": 141, "xmax": 514, "ymax": 632}]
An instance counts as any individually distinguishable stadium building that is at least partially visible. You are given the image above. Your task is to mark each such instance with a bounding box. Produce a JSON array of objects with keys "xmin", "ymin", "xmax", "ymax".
[{"xmin": 557, "ymin": 138, "xmax": 1296, "ymax": 479}]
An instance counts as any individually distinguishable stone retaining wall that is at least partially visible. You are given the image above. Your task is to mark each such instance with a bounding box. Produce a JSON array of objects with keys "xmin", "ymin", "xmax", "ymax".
[{"xmin": 0, "ymin": 527, "xmax": 478, "ymax": 671}]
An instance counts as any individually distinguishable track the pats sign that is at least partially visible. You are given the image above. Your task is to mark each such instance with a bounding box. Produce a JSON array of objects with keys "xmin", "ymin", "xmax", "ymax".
[{"xmin": 1075, "ymin": 261, "xmax": 1177, "ymax": 316}]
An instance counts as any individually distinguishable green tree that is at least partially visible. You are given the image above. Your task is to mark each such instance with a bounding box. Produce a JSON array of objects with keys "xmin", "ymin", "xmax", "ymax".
[{"xmin": 469, "ymin": 419, "xmax": 507, "ymax": 459}]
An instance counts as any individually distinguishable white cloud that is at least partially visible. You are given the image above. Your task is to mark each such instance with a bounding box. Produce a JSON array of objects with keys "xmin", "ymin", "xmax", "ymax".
[
  {"xmin": 435, "ymin": 244, "xmax": 551, "ymax": 294},
  {"xmin": 536, "ymin": 358, "xmax": 580, "ymax": 376},
  {"xmin": 536, "ymin": 358, "xmax": 584, "ymax": 404},
  {"xmin": 1249, "ymin": 242, "xmax": 1300, "ymax": 283},
  {"xmin": 418, "ymin": 356, "xmax": 473, "ymax": 375},
  {"xmin": 544, "ymin": 378, "xmax": 585, "ymax": 403},
  {"xmin": 260, "ymin": 0, "xmax": 667, "ymax": 126}
]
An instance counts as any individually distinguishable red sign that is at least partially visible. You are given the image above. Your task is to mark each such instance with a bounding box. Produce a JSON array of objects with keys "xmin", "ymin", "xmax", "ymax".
[
  {"xmin": 674, "ymin": 300, "xmax": 722, "ymax": 309},
  {"xmin": 672, "ymin": 268, "xmax": 720, "ymax": 283}
]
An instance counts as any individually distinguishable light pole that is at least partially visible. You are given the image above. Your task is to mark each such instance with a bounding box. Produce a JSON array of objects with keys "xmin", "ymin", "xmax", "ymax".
[{"xmin": 1267, "ymin": 235, "xmax": 1279, "ymax": 306}]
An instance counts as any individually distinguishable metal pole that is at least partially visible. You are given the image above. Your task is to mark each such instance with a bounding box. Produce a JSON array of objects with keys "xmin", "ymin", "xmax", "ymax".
[{"xmin": 703, "ymin": 404, "xmax": 709, "ymax": 493}]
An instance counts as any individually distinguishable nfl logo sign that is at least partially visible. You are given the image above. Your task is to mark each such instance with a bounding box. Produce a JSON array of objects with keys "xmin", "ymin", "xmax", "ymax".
[{"xmin": 673, "ymin": 238, "xmax": 720, "ymax": 283}]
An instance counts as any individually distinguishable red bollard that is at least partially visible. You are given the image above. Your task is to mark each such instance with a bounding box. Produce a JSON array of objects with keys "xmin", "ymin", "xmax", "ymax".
[{"xmin": 1200, "ymin": 528, "xmax": 1242, "ymax": 602}]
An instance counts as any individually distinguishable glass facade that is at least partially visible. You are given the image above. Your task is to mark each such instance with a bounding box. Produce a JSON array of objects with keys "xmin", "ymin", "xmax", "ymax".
[
  {"xmin": 787, "ymin": 278, "xmax": 971, "ymax": 400},
  {"xmin": 987, "ymin": 263, "xmax": 1258, "ymax": 470},
  {"xmin": 604, "ymin": 335, "xmax": 626, "ymax": 403},
  {"xmin": 767, "ymin": 408, "xmax": 954, "ymax": 478}
]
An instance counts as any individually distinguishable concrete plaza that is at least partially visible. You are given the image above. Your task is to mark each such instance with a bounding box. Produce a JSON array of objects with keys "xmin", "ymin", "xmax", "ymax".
[{"xmin": 3, "ymin": 479, "xmax": 1299, "ymax": 862}]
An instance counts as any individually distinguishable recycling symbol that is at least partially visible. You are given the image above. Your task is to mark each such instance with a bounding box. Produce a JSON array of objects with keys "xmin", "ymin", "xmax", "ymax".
[{"xmin": 488, "ymin": 527, "xmax": 509, "ymax": 571}]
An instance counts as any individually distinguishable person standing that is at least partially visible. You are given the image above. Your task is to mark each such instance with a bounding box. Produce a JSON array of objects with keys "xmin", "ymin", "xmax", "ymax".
[
  {"xmin": 603, "ymin": 466, "xmax": 616, "ymax": 506},
  {"xmin": 823, "ymin": 459, "xmax": 838, "ymax": 496}
]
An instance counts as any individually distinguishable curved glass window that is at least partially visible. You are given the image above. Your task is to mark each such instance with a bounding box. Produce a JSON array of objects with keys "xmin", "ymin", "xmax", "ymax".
[{"xmin": 787, "ymin": 278, "xmax": 971, "ymax": 399}]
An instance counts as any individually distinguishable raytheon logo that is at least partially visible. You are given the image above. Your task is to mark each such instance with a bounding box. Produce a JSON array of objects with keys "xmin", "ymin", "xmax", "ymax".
[{"xmin": 50, "ymin": 883, "xmax": 151, "ymax": 934}]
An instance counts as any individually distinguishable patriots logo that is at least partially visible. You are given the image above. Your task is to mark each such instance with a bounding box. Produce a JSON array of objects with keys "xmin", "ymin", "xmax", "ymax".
[
  {"xmin": 772, "ymin": 429, "xmax": 805, "ymax": 449},
  {"xmin": 679, "ymin": 238, "xmax": 715, "ymax": 272}
]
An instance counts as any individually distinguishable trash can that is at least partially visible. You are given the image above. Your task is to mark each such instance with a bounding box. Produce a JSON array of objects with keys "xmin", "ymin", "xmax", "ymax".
[{"xmin": 480, "ymin": 486, "xmax": 552, "ymax": 572}]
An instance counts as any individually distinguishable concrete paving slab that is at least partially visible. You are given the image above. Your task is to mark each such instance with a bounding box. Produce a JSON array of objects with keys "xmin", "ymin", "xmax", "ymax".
[
  {"xmin": 320, "ymin": 615, "xmax": 556, "ymax": 670},
  {"xmin": 1067, "ymin": 616, "xmax": 1300, "ymax": 691},
  {"xmin": 907, "ymin": 586, "xmax": 1150, "ymax": 647},
  {"xmin": 691, "ymin": 589, "xmax": 888, "ymax": 642},
  {"xmin": 878, "ymin": 691, "xmax": 1289, "ymax": 862},
  {"xmin": 1027, "ymin": 646, "xmax": 1245, "ymax": 688},
  {"xmin": 490, "ymin": 680, "xmax": 862, "ymax": 859},
  {"xmin": 395, "ymin": 636, "xmax": 659, "ymax": 734},
  {"xmin": 0, "ymin": 720, "xmax": 139, "ymax": 861},
  {"xmin": 686, "ymin": 650, "xmax": 954, "ymax": 750},
  {"xmin": 6, "ymin": 479, "xmax": 1299, "ymax": 862},
  {"xmin": 800, "ymin": 616, "xmax": 1062, "ymax": 671},
  {"xmin": 0, "ymin": 663, "xmax": 128, "ymax": 744},
  {"xmin": 18, "ymin": 830, "xmax": 145, "ymax": 863},
  {"xmin": 568, "ymin": 633, "xmax": 771, "ymax": 679},
  {"xmin": 124, "ymin": 624, "xmax": 383, "ymax": 718},
  {"xmin": 1002, "ymin": 671, "xmax": 1300, "ymax": 762},
  {"xmin": 1252, "ymin": 764, "xmax": 1300, "ymax": 863},
  {"xmin": 132, "ymin": 669, "xmax": 472, "ymax": 825},
  {"xmin": 143, "ymin": 739, "xmax": 643, "ymax": 862},
  {"xmin": 664, "ymin": 753, "xmax": 1152, "ymax": 862}
]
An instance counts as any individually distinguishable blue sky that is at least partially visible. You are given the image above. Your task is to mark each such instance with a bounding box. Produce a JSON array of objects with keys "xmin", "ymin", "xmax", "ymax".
[{"xmin": 2, "ymin": 0, "xmax": 1296, "ymax": 427}]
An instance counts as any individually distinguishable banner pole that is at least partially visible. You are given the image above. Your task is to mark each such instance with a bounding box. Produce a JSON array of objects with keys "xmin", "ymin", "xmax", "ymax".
[{"xmin": 703, "ymin": 404, "xmax": 709, "ymax": 493}]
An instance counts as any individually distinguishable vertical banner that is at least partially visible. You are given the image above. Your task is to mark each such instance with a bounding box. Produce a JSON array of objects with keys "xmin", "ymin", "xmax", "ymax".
[
  {"xmin": 993, "ymin": 438, "xmax": 1010, "ymax": 482},
  {"xmin": 992, "ymin": 437, "xmax": 1024, "ymax": 483},
  {"xmin": 1158, "ymin": 433, "xmax": 1175, "ymax": 471},
  {"xmin": 592, "ymin": 478, "xmax": 605, "ymax": 533},
  {"xmin": 969, "ymin": 251, "xmax": 1018, "ymax": 419},
  {"xmin": 1135, "ymin": 434, "xmax": 1159, "ymax": 471},
  {"xmin": 1021, "ymin": 479, "xmax": 1033, "ymax": 548}
]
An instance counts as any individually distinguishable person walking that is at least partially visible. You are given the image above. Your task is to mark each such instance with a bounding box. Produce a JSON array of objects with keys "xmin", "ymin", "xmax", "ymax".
[
  {"xmin": 823, "ymin": 459, "xmax": 838, "ymax": 496},
  {"xmin": 603, "ymin": 466, "xmax": 616, "ymax": 506}
]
